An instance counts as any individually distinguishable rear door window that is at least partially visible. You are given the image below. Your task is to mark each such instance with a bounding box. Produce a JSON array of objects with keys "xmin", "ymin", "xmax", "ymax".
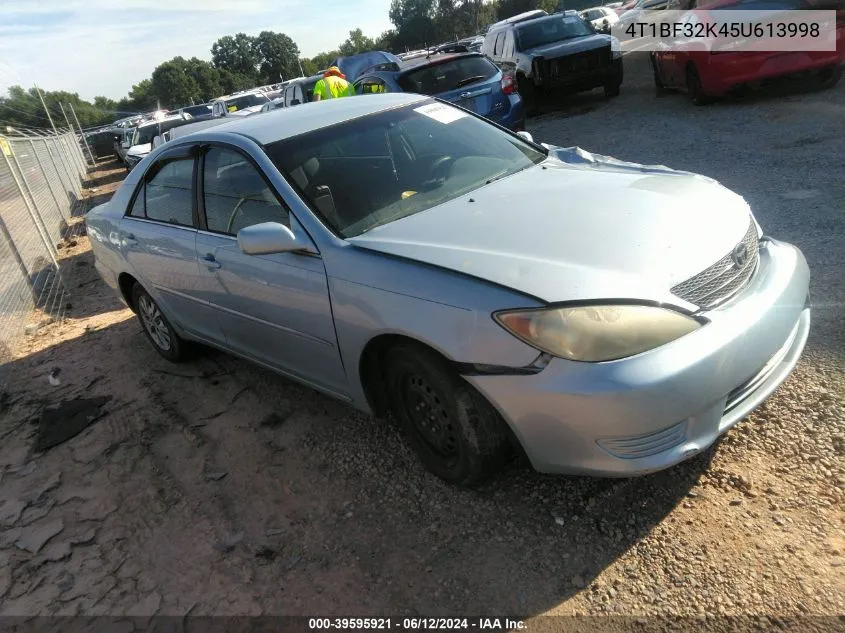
[
  {"xmin": 397, "ymin": 57, "xmax": 497, "ymax": 95},
  {"xmin": 136, "ymin": 157, "xmax": 195, "ymax": 227}
]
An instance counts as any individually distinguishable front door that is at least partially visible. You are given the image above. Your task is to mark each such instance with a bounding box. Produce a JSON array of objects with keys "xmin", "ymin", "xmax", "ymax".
[{"xmin": 195, "ymin": 145, "xmax": 347, "ymax": 394}]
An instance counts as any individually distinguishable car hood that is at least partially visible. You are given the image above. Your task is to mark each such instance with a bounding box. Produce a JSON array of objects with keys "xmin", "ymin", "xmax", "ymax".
[
  {"xmin": 348, "ymin": 146, "xmax": 754, "ymax": 305},
  {"xmin": 525, "ymin": 34, "xmax": 612, "ymax": 58}
]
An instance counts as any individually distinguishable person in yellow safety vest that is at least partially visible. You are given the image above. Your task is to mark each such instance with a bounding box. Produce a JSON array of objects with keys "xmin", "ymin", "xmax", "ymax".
[
  {"xmin": 363, "ymin": 83, "xmax": 386, "ymax": 94},
  {"xmin": 312, "ymin": 66, "xmax": 354, "ymax": 101}
]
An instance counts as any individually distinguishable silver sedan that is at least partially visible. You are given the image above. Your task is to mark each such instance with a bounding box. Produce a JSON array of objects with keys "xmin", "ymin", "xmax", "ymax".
[{"xmin": 87, "ymin": 94, "xmax": 810, "ymax": 486}]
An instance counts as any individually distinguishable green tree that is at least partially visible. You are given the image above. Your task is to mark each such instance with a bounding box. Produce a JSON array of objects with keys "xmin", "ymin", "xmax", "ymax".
[
  {"xmin": 151, "ymin": 57, "xmax": 200, "ymax": 108},
  {"xmin": 253, "ymin": 31, "xmax": 301, "ymax": 83},
  {"xmin": 302, "ymin": 51, "xmax": 340, "ymax": 76},
  {"xmin": 338, "ymin": 28, "xmax": 376, "ymax": 56},
  {"xmin": 211, "ymin": 33, "xmax": 259, "ymax": 82},
  {"xmin": 390, "ymin": 0, "xmax": 438, "ymax": 49},
  {"xmin": 374, "ymin": 29, "xmax": 399, "ymax": 51}
]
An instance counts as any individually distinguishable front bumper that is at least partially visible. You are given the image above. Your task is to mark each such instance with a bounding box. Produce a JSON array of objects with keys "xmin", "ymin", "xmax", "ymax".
[{"xmin": 466, "ymin": 238, "xmax": 810, "ymax": 476}]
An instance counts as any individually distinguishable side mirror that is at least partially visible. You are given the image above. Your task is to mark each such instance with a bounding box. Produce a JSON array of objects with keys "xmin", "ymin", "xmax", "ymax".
[
  {"xmin": 121, "ymin": 141, "xmax": 131, "ymax": 149},
  {"xmin": 237, "ymin": 222, "xmax": 309, "ymax": 256},
  {"xmin": 516, "ymin": 130, "xmax": 535, "ymax": 143}
]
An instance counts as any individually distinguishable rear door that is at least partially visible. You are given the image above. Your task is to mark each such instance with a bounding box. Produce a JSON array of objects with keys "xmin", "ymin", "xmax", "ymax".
[{"xmin": 120, "ymin": 146, "xmax": 225, "ymax": 343}]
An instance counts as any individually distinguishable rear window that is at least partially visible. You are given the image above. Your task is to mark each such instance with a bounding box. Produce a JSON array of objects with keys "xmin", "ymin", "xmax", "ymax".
[{"xmin": 397, "ymin": 56, "xmax": 497, "ymax": 95}]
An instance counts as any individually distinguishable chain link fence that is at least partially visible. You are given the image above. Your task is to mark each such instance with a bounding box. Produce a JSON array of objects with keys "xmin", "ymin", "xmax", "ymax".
[{"xmin": 0, "ymin": 127, "xmax": 91, "ymax": 383}]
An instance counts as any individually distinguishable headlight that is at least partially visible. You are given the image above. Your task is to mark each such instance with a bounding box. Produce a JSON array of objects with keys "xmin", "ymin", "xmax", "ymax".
[{"xmin": 494, "ymin": 304, "xmax": 701, "ymax": 362}]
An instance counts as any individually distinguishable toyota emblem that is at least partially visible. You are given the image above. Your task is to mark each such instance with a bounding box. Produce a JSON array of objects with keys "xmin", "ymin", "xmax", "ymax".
[{"xmin": 731, "ymin": 243, "xmax": 749, "ymax": 268}]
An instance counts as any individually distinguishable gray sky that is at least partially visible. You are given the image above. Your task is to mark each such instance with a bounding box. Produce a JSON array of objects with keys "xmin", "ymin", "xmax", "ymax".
[{"xmin": 0, "ymin": 0, "xmax": 393, "ymax": 101}]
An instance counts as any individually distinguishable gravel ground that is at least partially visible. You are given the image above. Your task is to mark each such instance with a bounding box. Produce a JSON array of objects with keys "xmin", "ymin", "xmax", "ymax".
[{"xmin": 0, "ymin": 55, "xmax": 842, "ymax": 625}]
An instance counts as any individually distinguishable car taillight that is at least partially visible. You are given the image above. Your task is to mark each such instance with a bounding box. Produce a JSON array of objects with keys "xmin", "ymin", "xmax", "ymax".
[{"xmin": 501, "ymin": 75, "xmax": 516, "ymax": 95}]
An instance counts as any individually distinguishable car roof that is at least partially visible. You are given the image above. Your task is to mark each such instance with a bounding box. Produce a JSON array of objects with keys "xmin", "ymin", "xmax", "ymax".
[
  {"xmin": 136, "ymin": 115, "xmax": 186, "ymax": 129},
  {"xmin": 202, "ymin": 92, "xmax": 427, "ymax": 145}
]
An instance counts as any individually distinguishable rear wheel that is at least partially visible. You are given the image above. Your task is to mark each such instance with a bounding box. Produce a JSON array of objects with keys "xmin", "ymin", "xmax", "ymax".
[
  {"xmin": 604, "ymin": 81, "xmax": 621, "ymax": 98},
  {"xmin": 132, "ymin": 283, "xmax": 187, "ymax": 362},
  {"xmin": 686, "ymin": 64, "xmax": 711, "ymax": 106},
  {"xmin": 818, "ymin": 65, "xmax": 842, "ymax": 90},
  {"xmin": 385, "ymin": 343, "xmax": 511, "ymax": 487}
]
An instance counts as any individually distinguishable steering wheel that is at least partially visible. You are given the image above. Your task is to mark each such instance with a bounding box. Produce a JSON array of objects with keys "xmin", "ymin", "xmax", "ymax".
[{"xmin": 421, "ymin": 156, "xmax": 455, "ymax": 190}]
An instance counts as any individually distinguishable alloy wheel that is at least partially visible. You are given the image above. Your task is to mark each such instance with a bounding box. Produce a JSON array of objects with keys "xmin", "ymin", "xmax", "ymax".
[{"xmin": 137, "ymin": 295, "xmax": 172, "ymax": 352}]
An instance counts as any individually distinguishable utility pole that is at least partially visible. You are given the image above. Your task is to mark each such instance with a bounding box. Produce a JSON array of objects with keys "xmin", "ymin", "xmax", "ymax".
[
  {"xmin": 34, "ymin": 85, "xmax": 59, "ymax": 135},
  {"xmin": 298, "ymin": 58, "xmax": 305, "ymax": 78},
  {"xmin": 68, "ymin": 102, "xmax": 95, "ymax": 166}
]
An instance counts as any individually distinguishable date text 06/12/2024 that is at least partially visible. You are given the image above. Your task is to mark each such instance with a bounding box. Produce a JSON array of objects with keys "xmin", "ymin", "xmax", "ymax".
[{"xmin": 308, "ymin": 618, "xmax": 527, "ymax": 630}]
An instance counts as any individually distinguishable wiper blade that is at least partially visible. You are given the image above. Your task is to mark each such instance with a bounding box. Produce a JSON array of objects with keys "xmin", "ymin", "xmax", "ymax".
[
  {"xmin": 485, "ymin": 169, "xmax": 510, "ymax": 185},
  {"xmin": 453, "ymin": 75, "xmax": 486, "ymax": 89}
]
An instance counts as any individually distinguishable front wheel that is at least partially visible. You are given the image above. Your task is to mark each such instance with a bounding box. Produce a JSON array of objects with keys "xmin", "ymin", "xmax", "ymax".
[
  {"xmin": 517, "ymin": 75, "xmax": 539, "ymax": 116},
  {"xmin": 132, "ymin": 283, "xmax": 187, "ymax": 362},
  {"xmin": 385, "ymin": 344, "xmax": 512, "ymax": 487},
  {"xmin": 686, "ymin": 65, "xmax": 711, "ymax": 106}
]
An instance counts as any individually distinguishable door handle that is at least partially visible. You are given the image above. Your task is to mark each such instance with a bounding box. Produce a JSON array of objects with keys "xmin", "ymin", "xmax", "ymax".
[
  {"xmin": 202, "ymin": 253, "xmax": 221, "ymax": 270},
  {"xmin": 123, "ymin": 233, "xmax": 137, "ymax": 244}
]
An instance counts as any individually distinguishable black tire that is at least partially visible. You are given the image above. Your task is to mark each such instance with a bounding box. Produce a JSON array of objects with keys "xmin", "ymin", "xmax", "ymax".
[
  {"xmin": 818, "ymin": 65, "xmax": 842, "ymax": 90},
  {"xmin": 384, "ymin": 343, "xmax": 511, "ymax": 487},
  {"xmin": 604, "ymin": 81, "xmax": 621, "ymax": 98},
  {"xmin": 686, "ymin": 64, "xmax": 711, "ymax": 106},
  {"xmin": 517, "ymin": 74, "xmax": 539, "ymax": 116},
  {"xmin": 131, "ymin": 283, "xmax": 187, "ymax": 362},
  {"xmin": 651, "ymin": 55, "xmax": 666, "ymax": 96}
]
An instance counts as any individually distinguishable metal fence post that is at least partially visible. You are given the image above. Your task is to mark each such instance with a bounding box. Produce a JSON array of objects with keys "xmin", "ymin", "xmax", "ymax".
[
  {"xmin": 69, "ymin": 102, "xmax": 95, "ymax": 167},
  {"xmin": 3, "ymin": 149, "xmax": 62, "ymax": 266},
  {"xmin": 44, "ymin": 134, "xmax": 77, "ymax": 204},
  {"xmin": 0, "ymin": 212, "xmax": 34, "ymax": 295},
  {"xmin": 29, "ymin": 138, "xmax": 65, "ymax": 217}
]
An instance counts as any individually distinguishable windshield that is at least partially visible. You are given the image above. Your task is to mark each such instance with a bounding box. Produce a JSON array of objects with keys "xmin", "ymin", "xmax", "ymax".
[
  {"xmin": 224, "ymin": 93, "xmax": 269, "ymax": 112},
  {"xmin": 182, "ymin": 104, "xmax": 212, "ymax": 117},
  {"xmin": 517, "ymin": 15, "xmax": 593, "ymax": 50},
  {"xmin": 133, "ymin": 119, "xmax": 189, "ymax": 146},
  {"xmin": 264, "ymin": 100, "xmax": 546, "ymax": 238},
  {"xmin": 397, "ymin": 56, "xmax": 498, "ymax": 95}
]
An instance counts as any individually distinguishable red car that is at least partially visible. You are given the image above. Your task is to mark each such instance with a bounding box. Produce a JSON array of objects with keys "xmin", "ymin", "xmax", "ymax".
[{"xmin": 651, "ymin": 0, "xmax": 845, "ymax": 103}]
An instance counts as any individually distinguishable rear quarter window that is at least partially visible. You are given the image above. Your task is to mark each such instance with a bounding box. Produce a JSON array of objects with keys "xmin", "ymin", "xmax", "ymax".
[{"xmin": 397, "ymin": 57, "xmax": 497, "ymax": 95}]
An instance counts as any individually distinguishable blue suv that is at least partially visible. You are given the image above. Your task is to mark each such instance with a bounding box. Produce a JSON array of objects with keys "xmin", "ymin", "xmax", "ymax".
[{"xmin": 352, "ymin": 52, "xmax": 526, "ymax": 132}]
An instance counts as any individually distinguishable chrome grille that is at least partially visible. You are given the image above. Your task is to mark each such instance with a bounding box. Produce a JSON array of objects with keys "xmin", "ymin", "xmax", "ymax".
[{"xmin": 671, "ymin": 220, "xmax": 759, "ymax": 309}]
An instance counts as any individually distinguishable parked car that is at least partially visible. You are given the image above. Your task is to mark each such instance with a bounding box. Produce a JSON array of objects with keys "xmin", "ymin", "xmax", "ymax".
[
  {"xmin": 85, "ymin": 128, "xmax": 119, "ymax": 159},
  {"xmin": 211, "ymin": 91, "xmax": 270, "ymax": 118},
  {"xmin": 177, "ymin": 103, "xmax": 214, "ymax": 120},
  {"xmin": 122, "ymin": 114, "xmax": 192, "ymax": 170},
  {"xmin": 616, "ymin": 0, "xmax": 670, "ymax": 31},
  {"xmin": 353, "ymin": 52, "xmax": 526, "ymax": 131},
  {"xmin": 651, "ymin": 0, "xmax": 845, "ymax": 104},
  {"xmin": 115, "ymin": 127, "xmax": 135, "ymax": 162},
  {"xmin": 482, "ymin": 11, "xmax": 624, "ymax": 111},
  {"xmin": 330, "ymin": 51, "xmax": 403, "ymax": 82},
  {"xmin": 458, "ymin": 36, "xmax": 486, "ymax": 52},
  {"xmin": 580, "ymin": 6, "xmax": 620, "ymax": 32},
  {"xmin": 151, "ymin": 117, "xmax": 232, "ymax": 149},
  {"xmin": 282, "ymin": 75, "xmax": 323, "ymax": 107},
  {"xmin": 86, "ymin": 94, "xmax": 810, "ymax": 486},
  {"xmin": 260, "ymin": 97, "xmax": 285, "ymax": 113}
]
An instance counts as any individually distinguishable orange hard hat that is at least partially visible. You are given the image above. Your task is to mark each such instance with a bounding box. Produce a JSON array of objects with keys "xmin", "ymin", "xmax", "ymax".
[{"xmin": 324, "ymin": 66, "xmax": 346, "ymax": 79}]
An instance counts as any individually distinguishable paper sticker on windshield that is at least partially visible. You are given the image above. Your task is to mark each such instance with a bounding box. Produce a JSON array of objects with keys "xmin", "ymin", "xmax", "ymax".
[
  {"xmin": 414, "ymin": 103, "xmax": 467, "ymax": 124},
  {"xmin": 227, "ymin": 105, "xmax": 238, "ymax": 112}
]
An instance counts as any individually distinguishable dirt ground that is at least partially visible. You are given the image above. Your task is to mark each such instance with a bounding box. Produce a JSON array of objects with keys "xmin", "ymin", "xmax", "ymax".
[{"xmin": 0, "ymin": 56, "xmax": 843, "ymax": 625}]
